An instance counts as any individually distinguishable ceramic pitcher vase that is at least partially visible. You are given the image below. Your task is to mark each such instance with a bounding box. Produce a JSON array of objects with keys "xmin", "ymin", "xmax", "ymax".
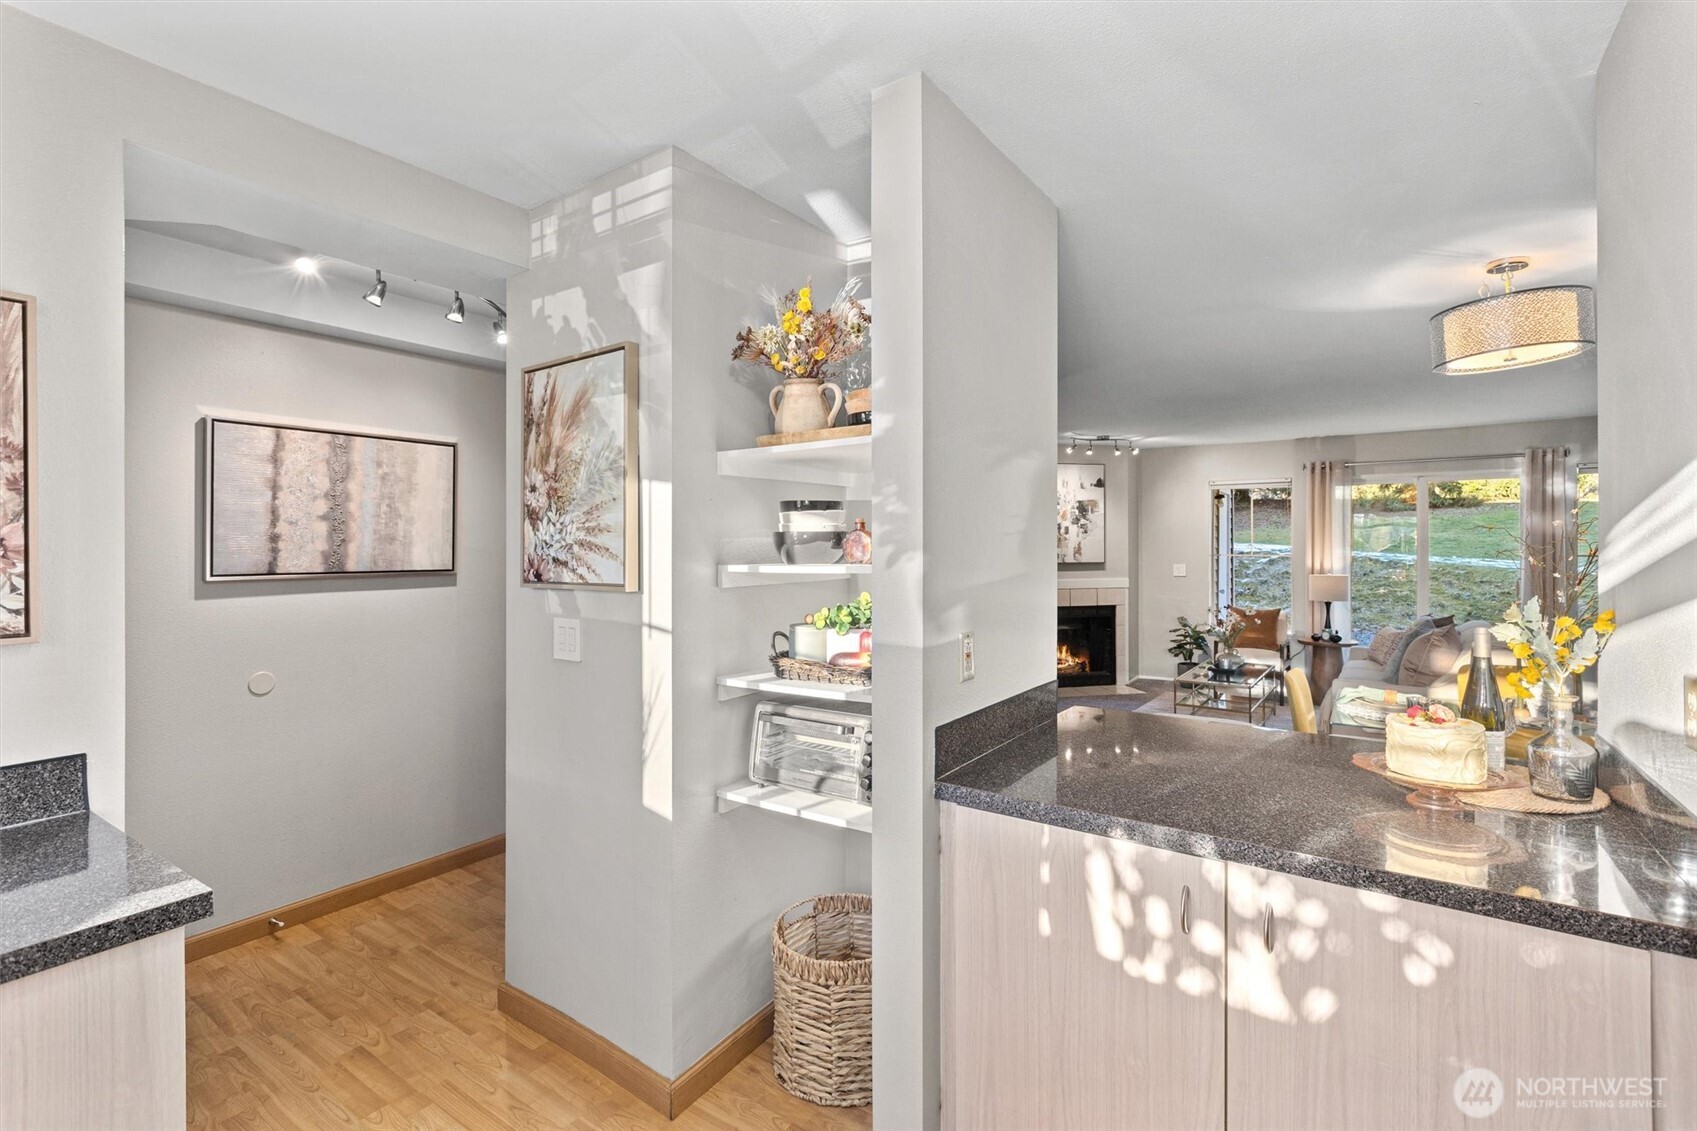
[{"xmin": 769, "ymin": 376, "xmax": 843, "ymax": 435}]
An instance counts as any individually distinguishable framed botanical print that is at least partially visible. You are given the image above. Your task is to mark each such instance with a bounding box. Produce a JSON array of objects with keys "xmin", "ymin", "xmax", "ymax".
[
  {"xmin": 1, "ymin": 291, "xmax": 38, "ymax": 643},
  {"xmin": 520, "ymin": 342, "xmax": 640, "ymax": 591},
  {"xmin": 205, "ymin": 416, "xmax": 457, "ymax": 580},
  {"xmin": 1058, "ymin": 463, "xmax": 1106, "ymax": 564}
]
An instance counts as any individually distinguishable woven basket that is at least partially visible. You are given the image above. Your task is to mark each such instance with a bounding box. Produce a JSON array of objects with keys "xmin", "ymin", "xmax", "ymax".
[
  {"xmin": 772, "ymin": 893, "xmax": 872, "ymax": 1107},
  {"xmin": 770, "ymin": 651, "xmax": 872, "ymax": 687}
]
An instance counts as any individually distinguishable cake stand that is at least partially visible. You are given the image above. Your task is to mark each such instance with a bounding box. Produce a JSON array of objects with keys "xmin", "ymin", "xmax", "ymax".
[{"xmin": 1365, "ymin": 754, "xmax": 1509, "ymax": 812}]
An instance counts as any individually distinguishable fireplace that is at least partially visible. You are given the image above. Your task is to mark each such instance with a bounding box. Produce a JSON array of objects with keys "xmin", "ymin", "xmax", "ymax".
[{"xmin": 1057, "ymin": 604, "xmax": 1117, "ymax": 688}]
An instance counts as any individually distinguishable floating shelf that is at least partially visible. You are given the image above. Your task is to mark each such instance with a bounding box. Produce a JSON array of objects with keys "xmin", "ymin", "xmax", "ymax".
[
  {"xmin": 717, "ymin": 670, "xmax": 872, "ymax": 704},
  {"xmin": 716, "ymin": 782, "xmax": 872, "ymax": 833},
  {"xmin": 716, "ymin": 435, "xmax": 871, "ymax": 494},
  {"xmin": 717, "ymin": 563, "xmax": 871, "ymax": 588}
]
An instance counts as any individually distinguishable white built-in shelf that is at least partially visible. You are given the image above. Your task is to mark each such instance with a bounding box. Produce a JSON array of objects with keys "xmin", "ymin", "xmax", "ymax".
[
  {"xmin": 716, "ymin": 782, "xmax": 873, "ymax": 833},
  {"xmin": 717, "ymin": 670, "xmax": 872, "ymax": 704},
  {"xmin": 717, "ymin": 562, "xmax": 871, "ymax": 588},
  {"xmin": 716, "ymin": 436, "xmax": 871, "ymax": 494}
]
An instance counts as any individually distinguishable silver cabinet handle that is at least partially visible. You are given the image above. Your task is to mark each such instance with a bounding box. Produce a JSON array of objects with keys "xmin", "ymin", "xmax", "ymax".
[
  {"xmin": 1261, "ymin": 903, "xmax": 1275, "ymax": 953},
  {"xmin": 1179, "ymin": 885, "xmax": 1192, "ymax": 935}
]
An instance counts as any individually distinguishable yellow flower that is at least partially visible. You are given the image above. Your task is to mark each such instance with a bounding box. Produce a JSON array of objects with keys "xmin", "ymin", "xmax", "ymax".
[
  {"xmin": 797, "ymin": 287, "xmax": 813, "ymax": 313},
  {"xmin": 1556, "ymin": 646, "xmax": 1571, "ymax": 663},
  {"xmin": 1595, "ymin": 610, "xmax": 1617, "ymax": 634},
  {"xmin": 812, "ymin": 347, "xmax": 827, "ymax": 361},
  {"xmin": 1510, "ymin": 641, "xmax": 1533, "ymax": 660},
  {"xmin": 769, "ymin": 352, "xmax": 781, "ymax": 367}
]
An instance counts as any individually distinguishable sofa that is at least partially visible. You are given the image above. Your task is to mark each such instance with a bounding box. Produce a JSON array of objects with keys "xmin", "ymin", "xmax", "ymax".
[{"xmin": 1317, "ymin": 616, "xmax": 1514, "ymax": 728}]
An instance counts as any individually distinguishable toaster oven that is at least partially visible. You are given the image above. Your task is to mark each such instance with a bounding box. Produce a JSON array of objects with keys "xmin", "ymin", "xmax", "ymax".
[{"xmin": 749, "ymin": 701, "xmax": 872, "ymax": 804}]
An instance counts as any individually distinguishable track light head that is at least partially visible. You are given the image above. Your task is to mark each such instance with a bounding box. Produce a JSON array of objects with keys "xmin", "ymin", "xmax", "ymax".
[
  {"xmin": 1085, "ymin": 443, "xmax": 1094, "ymax": 456},
  {"xmin": 1113, "ymin": 442, "xmax": 1123, "ymax": 456},
  {"xmin": 292, "ymin": 256, "xmax": 318, "ymax": 276},
  {"xmin": 363, "ymin": 270, "xmax": 386, "ymax": 307},
  {"xmin": 1132, "ymin": 447, "xmax": 1141, "ymax": 456},
  {"xmin": 1065, "ymin": 442, "xmax": 1076, "ymax": 454},
  {"xmin": 446, "ymin": 291, "xmax": 466, "ymax": 323},
  {"xmin": 494, "ymin": 318, "xmax": 508, "ymax": 346}
]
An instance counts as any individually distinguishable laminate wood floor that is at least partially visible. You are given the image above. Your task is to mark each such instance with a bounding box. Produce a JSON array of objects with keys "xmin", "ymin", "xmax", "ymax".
[{"xmin": 186, "ymin": 855, "xmax": 872, "ymax": 1130}]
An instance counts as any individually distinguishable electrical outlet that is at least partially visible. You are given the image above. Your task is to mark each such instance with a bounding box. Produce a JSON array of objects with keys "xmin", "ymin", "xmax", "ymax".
[
  {"xmin": 553, "ymin": 618, "xmax": 581, "ymax": 662},
  {"xmin": 960, "ymin": 632, "xmax": 975, "ymax": 682},
  {"xmin": 1173, "ymin": 563, "xmax": 1187, "ymax": 577}
]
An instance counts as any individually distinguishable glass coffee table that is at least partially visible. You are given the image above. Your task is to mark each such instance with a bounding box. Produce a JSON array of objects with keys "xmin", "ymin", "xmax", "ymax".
[{"xmin": 1172, "ymin": 661, "xmax": 1280, "ymax": 725}]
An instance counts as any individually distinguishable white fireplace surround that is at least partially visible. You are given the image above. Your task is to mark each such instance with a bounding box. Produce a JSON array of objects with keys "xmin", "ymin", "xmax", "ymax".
[{"xmin": 1058, "ymin": 577, "xmax": 1130, "ymax": 687}]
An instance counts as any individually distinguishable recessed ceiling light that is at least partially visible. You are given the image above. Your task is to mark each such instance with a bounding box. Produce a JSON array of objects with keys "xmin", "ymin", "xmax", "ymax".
[{"xmin": 292, "ymin": 256, "xmax": 318, "ymax": 276}]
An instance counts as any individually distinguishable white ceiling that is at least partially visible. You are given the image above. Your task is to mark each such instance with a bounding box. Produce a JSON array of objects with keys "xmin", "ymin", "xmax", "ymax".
[{"xmin": 17, "ymin": 0, "xmax": 1624, "ymax": 445}]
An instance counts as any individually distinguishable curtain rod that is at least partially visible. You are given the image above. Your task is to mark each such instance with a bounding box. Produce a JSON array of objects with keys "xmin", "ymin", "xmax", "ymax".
[
  {"xmin": 1209, "ymin": 477, "xmax": 1293, "ymax": 487},
  {"xmin": 1336, "ymin": 449, "xmax": 1561, "ymax": 470}
]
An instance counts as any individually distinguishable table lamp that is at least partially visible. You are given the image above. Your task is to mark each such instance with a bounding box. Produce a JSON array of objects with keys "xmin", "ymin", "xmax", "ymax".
[{"xmin": 1309, "ymin": 574, "xmax": 1350, "ymax": 641}]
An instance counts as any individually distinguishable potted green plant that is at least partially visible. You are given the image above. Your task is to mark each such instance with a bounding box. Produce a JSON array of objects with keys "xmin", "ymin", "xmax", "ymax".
[{"xmin": 1168, "ymin": 616, "xmax": 1210, "ymax": 674}]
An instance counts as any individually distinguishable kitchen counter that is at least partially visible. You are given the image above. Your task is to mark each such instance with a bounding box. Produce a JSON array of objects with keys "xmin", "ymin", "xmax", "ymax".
[
  {"xmin": 935, "ymin": 705, "xmax": 1697, "ymax": 956},
  {"xmin": 0, "ymin": 754, "xmax": 212, "ymax": 984}
]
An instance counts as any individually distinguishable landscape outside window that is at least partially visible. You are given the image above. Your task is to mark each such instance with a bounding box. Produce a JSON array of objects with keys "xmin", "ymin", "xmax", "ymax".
[{"xmin": 1220, "ymin": 485, "xmax": 1293, "ymax": 615}]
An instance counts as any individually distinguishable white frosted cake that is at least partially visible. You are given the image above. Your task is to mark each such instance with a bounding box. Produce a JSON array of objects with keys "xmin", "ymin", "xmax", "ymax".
[{"xmin": 1384, "ymin": 704, "xmax": 1487, "ymax": 786}]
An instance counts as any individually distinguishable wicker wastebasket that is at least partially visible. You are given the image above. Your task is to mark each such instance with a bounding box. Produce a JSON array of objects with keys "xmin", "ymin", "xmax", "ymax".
[{"xmin": 771, "ymin": 893, "xmax": 872, "ymax": 1107}]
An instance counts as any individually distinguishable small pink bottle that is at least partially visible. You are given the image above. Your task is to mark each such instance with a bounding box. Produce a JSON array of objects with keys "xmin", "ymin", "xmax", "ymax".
[{"xmin": 843, "ymin": 518, "xmax": 872, "ymax": 564}]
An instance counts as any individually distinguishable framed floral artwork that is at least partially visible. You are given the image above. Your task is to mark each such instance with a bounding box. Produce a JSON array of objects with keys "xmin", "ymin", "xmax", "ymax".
[
  {"xmin": 205, "ymin": 416, "xmax": 457, "ymax": 580},
  {"xmin": 520, "ymin": 342, "xmax": 640, "ymax": 591},
  {"xmin": 1, "ymin": 291, "xmax": 37, "ymax": 643}
]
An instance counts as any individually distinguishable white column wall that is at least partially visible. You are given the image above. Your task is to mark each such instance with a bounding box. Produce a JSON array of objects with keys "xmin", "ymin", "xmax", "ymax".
[{"xmin": 870, "ymin": 74, "xmax": 1058, "ymax": 1131}]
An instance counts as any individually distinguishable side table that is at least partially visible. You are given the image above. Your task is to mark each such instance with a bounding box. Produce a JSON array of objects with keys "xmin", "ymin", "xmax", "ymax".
[{"xmin": 1304, "ymin": 637, "xmax": 1360, "ymax": 706}]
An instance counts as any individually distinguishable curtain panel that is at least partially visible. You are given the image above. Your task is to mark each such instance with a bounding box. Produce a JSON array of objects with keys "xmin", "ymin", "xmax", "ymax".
[
  {"xmin": 1521, "ymin": 446, "xmax": 1575, "ymax": 615},
  {"xmin": 1305, "ymin": 460, "xmax": 1349, "ymax": 638}
]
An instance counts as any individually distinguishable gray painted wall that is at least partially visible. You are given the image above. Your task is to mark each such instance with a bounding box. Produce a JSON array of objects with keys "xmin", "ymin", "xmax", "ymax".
[
  {"xmin": 1135, "ymin": 417, "xmax": 1598, "ymax": 678},
  {"xmin": 0, "ymin": 7, "xmax": 524, "ymax": 826},
  {"xmin": 870, "ymin": 74, "xmax": 1059, "ymax": 1130},
  {"xmin": 124, "ymin": 300, "xmax": 505, "ymax": 932},
  {"xmin": 1596, "ymin": 0, "xmax": 1697, "ymax": 812},
  {"xmin": 505, "ymin": 149, "xmax": 857, "ymax": 1078}
]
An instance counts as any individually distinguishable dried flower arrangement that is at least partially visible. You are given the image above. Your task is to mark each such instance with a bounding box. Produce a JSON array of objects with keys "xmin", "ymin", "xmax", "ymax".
[{"xmin": 732, "ymin": 277, "xmax": 870, "ymax": 381}]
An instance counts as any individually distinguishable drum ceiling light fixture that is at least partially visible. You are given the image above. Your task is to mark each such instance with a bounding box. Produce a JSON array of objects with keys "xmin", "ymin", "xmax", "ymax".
[{"xmin": 1429, "ymin": 257, "xmax": 1595, "ymax": 375}]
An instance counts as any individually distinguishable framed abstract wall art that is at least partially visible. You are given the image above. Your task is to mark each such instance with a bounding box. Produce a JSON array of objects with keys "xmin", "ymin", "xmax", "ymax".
[
  {"xmin": 0, "ymin": 291, "xmax": 38, "ymax": 643},
  {"xmin": 520, "ymin": 342, "xmax": 640, "ymax": 591},
  {"xmin": 205, "ymin": 416, "xmax": 457, "ymax": 580},
  {"xmin": 1058, "ymin": 463, "xmax": 1106, "ymax": 564}
]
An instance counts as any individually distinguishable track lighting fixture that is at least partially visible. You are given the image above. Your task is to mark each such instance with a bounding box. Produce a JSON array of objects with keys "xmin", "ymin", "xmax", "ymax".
[
  {"xmin": 1085, "ymin": 442, "xmax": 1094, "ymax": 456},
  {"xmin": 1067, "ymin": 433, "xmax": 1142, "ymax": 457},
  {"xmin": 1113, "ymin": 442, "xmax": 1123, "ymax": 456},
  {"xmin": 446, "ymin": 291, "xmax": 466, "ymax": 323},
  {"xmin": 1132, "ymin": 447, "xmax": 1141, "ymax": 455},
  {"xmin": 1065, "ymin": 442, "xmax": 1076, "ymax": 454},
  {"xmin": 363, "ymin": 270, "xmax": 386, "ymax": 307},
  {"xmin": 483, "ymin": 299, "xmax": 508, "ymax": 347}
]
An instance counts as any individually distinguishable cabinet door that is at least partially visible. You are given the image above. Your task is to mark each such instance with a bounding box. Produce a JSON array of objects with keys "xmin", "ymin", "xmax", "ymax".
[
  {"xmin": 941, "ymin": 802, "xmax": 1225, "ymax": 1130},
  {"xmin": 1225, "ymin": 863, "xmax": 1653, "ymax": 1131}
]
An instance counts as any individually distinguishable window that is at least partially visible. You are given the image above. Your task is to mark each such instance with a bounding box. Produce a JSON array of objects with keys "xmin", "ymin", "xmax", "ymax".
[
  {"xmin": 1213, "ymin": 484, "xmax": 1292, "ymax": 615},
  {"xmin": 1575, "ymin": 467, "xmax": 1599, "ymax": 620},
  {"xmin": 1349, "ymin": 474, "xmax": 1522, "ymax": 639}
]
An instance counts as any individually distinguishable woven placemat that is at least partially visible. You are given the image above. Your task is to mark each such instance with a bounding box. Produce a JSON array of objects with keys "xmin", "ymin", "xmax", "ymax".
[
  {"xmin": 1352, "ymin": 754, "xmax": 1609, "ymax": 815},
  {"xmin": 1460, "ymin": 765, "xmax": 1610, "ymax": 815}
]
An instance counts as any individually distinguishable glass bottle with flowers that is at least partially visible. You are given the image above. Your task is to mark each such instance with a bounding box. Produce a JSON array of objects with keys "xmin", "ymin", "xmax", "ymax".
[{"xmin": 1491, "ymin": 598, "xmax": 1617, "ymax": 802}]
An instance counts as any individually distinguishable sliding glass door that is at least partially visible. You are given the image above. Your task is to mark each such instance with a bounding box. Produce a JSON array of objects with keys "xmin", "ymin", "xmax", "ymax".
[{"xmin": 1349, "ymin": 474, "xmax": 1522, "ymax": 639}]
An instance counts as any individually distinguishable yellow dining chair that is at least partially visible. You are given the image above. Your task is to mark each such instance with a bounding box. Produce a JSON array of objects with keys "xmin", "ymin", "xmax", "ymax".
[{"xmin": 1285, "ymin": 667, "xmax": 1318, "ymax": 734}]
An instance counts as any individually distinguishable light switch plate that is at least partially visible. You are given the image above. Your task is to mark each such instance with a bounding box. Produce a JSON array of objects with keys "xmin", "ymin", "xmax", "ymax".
[
  {"xmin": 553, "ymin": 618, "xmax": 581, "ymax": 662},
  {"xmin": 960, "ymin": 632, "xmax": 975, "ymax": 682},
  {"xmin": 1173, "ymin": 563, "xmax": 1187, "ymax": 577},
  {"xmin": 1685, "ymin": 676, "xmax": 1697, "ymax": 751}
]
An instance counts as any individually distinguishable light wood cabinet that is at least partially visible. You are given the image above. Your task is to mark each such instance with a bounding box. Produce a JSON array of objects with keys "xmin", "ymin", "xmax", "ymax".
[
  {"xmin": 941, "ymin": 803, "xmax": 1692, "ymax": 1131},
  {"xmin": 940, "ymin": 802, "xmax": 1226, "ymax": 1130},
  {"xmin": 1223, "ymin": 862, "xmax": 1653, "ymax": 1130}
]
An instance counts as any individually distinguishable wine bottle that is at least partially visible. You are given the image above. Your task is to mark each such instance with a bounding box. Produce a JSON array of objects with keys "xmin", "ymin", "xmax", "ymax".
[{"xmin": 1459, "ymin": 626, "xmax": 1507, "ymax": 771}]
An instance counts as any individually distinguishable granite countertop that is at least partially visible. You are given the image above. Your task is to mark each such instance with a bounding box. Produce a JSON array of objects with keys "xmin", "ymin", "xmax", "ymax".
[
  {"xmin": 0, "ymin": 754, "xmax": 212, "ymax": 984},
  {"xmin": 936, "ymin": 706, "xmax": 1697, "ymax": 957}
]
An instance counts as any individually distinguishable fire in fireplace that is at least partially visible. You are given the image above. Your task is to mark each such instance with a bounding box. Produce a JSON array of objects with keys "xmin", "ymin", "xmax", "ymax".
[{"xmin": 1057, "ymin": 604, "xmax": 1117, "ymax": 688}]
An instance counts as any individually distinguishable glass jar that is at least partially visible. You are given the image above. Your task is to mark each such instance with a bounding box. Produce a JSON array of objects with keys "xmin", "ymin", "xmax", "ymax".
[{"xmin": 1527, "ymin": 693, "xmax": 1596, "ymax": 803}]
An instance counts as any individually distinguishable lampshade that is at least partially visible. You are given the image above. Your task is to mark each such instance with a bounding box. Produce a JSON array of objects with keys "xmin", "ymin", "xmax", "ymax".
[
  {"xmin": 1309, "ymin": 574, "xmax": 1351, "ymax": 603},
  {"xmin": 1429, "ymin": 285, "xmax": 1595, "ymax": 375}
]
